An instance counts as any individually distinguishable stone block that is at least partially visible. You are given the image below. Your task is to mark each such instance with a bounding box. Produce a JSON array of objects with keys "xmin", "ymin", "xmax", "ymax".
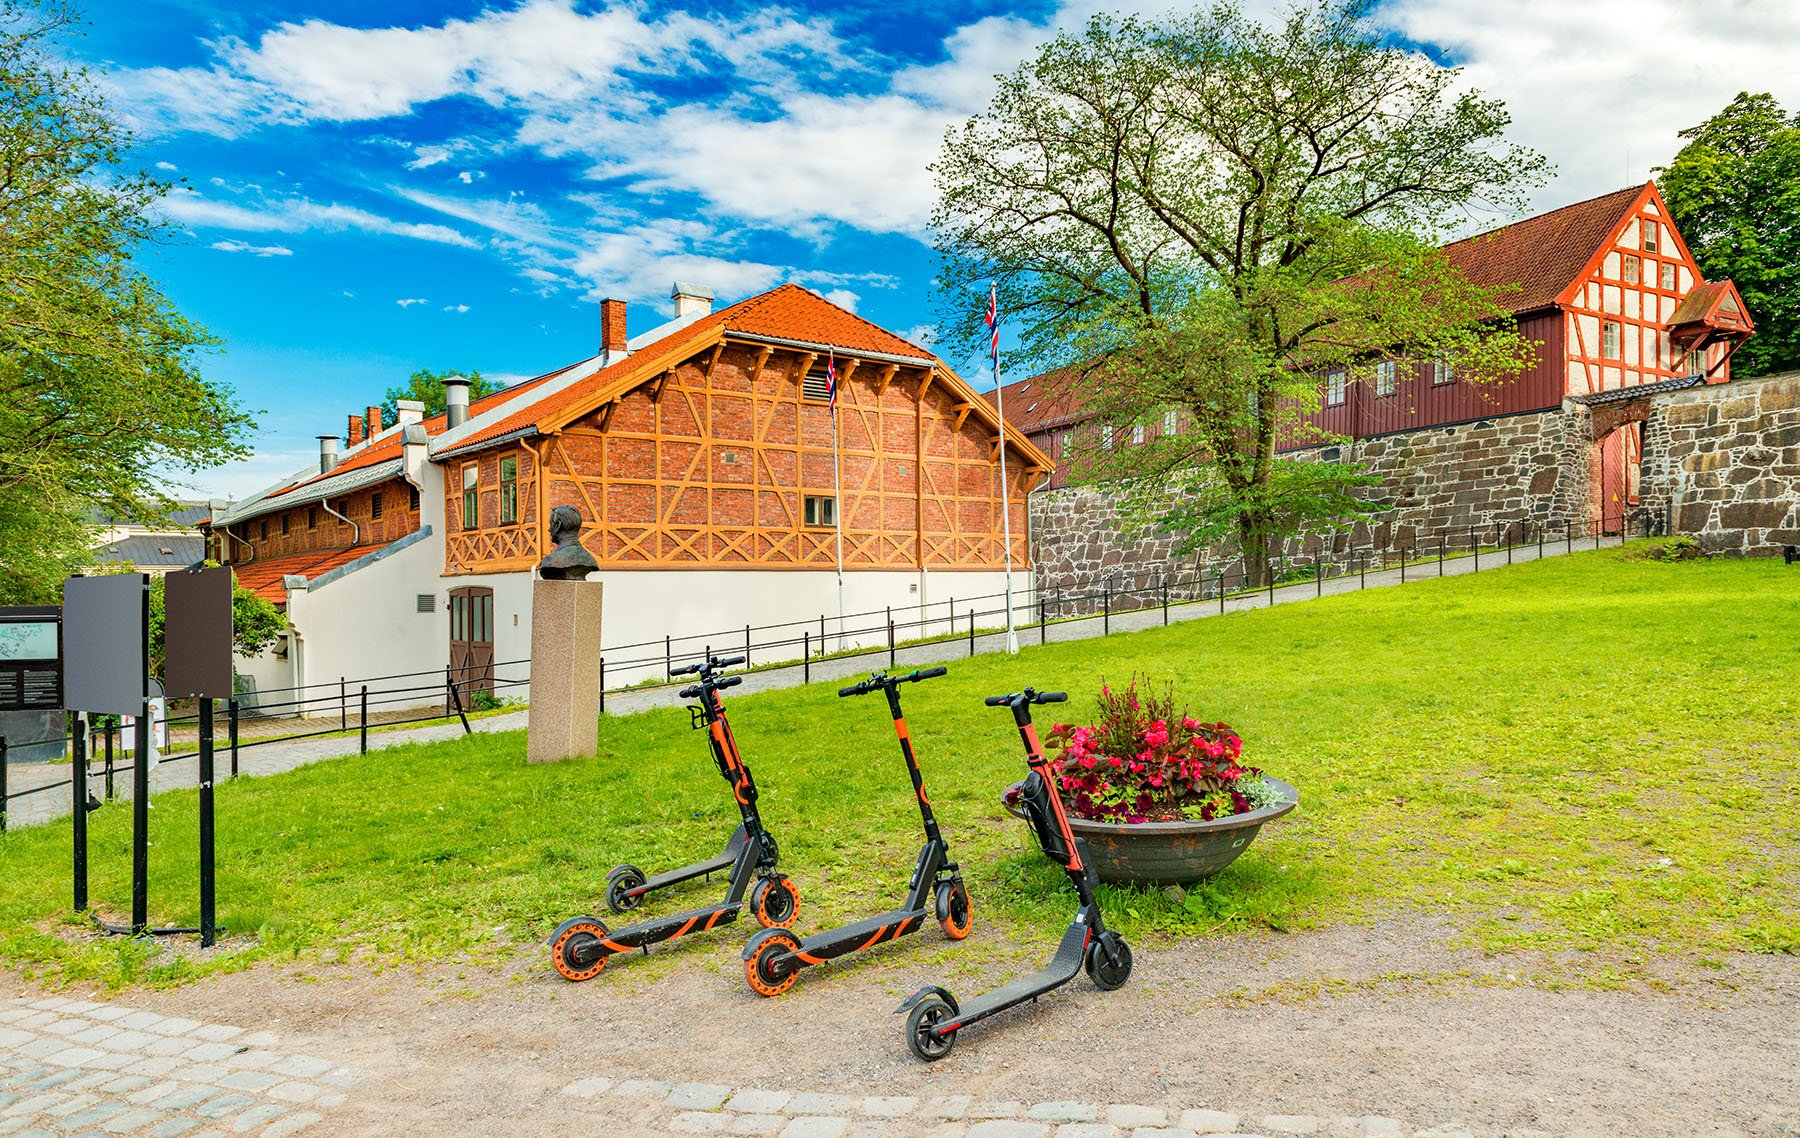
[
  {"xmin": 526, "ymin": 579, "xmax": 604, "ymax": 763},
  {"xmin": 1176, "ymin": 1111, "xmax": 1240, "ymax": 1133},
  {"xmin": 1720, "ymin": 501, "xmax": 1792, "ymax": 529},
  {"xmin": 667, "ymin": 1083, "xmax": 733, "ymax": 1111}
]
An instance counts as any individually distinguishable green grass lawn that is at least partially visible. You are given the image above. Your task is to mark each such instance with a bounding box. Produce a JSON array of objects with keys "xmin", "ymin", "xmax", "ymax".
[{"xmin": 2, "ymin": 545, "xmax": 1795, "ymax": 989}]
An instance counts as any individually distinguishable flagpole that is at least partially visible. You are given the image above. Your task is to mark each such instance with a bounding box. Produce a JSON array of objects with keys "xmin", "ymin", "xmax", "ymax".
[
  {"xmin": 830, "ymin": 352, "xmax": 846, "ymax": 649},
  {"xmin": 990, "ymin": 284, "xmax": 1019, "ymax": 654}
]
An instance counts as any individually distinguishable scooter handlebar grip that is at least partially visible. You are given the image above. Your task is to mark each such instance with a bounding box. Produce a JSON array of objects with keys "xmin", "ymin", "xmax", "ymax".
[
  {"xmin": 670, "ymin": 662, "xmax": 701, "ymax": 676},
  {"xmin": 984, "ymin": 694, "xmax": 1015, "ymax": 707},
  {"xmin": 1034, "ymin": 691, "xmax": 1067, "ymax": 703},
  {"xmin": 678, "ymin": 684, "xmax": 701, "ymax": 698},
  {"xmin": 838, "ymin": 682, "xmax": 868, "ymax": 697},
  {"xmin": 716, "ymin": 655, "xmax": 746, "ymax": 668},
  {"xmin": 910, "ymin": 667, "xmax": 947, "ymax": 682},
  {"xmin": 715, "ymin": 675, "xmax": 742, "ymax": 689}
]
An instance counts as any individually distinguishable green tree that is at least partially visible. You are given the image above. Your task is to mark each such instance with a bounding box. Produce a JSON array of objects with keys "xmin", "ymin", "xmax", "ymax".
[
  {"xmin": 1656, "ymin": 92, "xmax": 1800, "ymax": 377},
  {"xmin": 144, "ymin": 564, "xmax": 285, "ymax": 681},
  {"xmin": 0, "ymin": 2, "xmax": 255, "ymax": 602},
  {"xmin": 932, "ymin": 1, "xmax": 1547, "ymax": 584},
  {"xmin": 380, "ymin": 368, "xmax": 500, "ymax": 427}
]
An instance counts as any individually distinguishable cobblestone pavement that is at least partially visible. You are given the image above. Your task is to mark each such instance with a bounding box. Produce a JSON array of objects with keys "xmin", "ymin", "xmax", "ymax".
[
  {"xmin": 3, "ymin": 536, "xmax": 1624, "ymax": 830},
  {"xmin": 551, "ymin": 1077, "xmax": 1496, "ymax": 1138},
  {"xmin": 0, "ymin": 997, "xmax": 357, "ymax": 1138}
]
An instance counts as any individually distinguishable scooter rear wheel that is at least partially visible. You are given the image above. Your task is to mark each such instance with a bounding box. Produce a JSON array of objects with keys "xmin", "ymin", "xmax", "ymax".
[
  {"xmin": 605, "ymin": 865, "xmax": 647, "ymax": 914},
  {"xmin": 935, "ymin": 880, "xmax": 972, "ymax": 940},
  {"xmin": 905, "ymin": 996, "xmax": 957, "ymax": 1061},
  {"xmin": 551, "ymin": 917, "xmax": 610, "ymax": 982},
  {"xmin": 744, "ymin": 931, "xmax": 801, "ymax": 997},
  {"xmin": 751, "ymin": 875, "xmax": 801, "ymax": 929},
  {"xmin": 1084, "ymin": 931, "xmax": 1132, "ymax": 991}
]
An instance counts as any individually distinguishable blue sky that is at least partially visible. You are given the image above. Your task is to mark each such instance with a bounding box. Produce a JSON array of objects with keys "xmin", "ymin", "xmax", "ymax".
[{"xmin": 64, "ymin": 0, "xmax": 1800, "ymax": 498}]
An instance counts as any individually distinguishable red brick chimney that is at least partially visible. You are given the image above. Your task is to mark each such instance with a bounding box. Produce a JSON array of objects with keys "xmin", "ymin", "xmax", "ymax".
[
  {"xmin": 601, "ymin": 299, "xmax": 627, "ymax": 356},
  {"xmin": 347, "ymin": 413, "xmax": 364, "ymax": 446},
  {"xmin": 366, "ymin": 406, "xmax": 383, "ymax": 438}
]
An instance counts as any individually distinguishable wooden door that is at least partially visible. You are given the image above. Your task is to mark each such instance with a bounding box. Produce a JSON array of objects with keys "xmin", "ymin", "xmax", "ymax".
[{"xmin": 448, "ymin": 586, "xmax": 495, "ymax": 708}]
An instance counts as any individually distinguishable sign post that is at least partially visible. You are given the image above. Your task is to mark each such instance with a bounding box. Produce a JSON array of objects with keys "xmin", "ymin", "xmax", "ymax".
[{"xmin": 164, "ymin": 565, "xmax": 232, "ymax": 947}]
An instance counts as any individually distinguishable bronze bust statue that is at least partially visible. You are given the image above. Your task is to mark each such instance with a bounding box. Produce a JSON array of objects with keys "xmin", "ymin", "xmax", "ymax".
[{"xmin": 537, "ymin": 505, "xmax": 599, "ymax": 580}]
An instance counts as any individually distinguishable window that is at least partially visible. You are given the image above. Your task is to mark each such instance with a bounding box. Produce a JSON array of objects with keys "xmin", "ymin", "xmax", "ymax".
[
  {"xmin": 1375, "ymin": 360, "xmax": 1397, "ymax": 397},
  {"xmin": 803, "ymin": 495, "xmax": 837, "ymax": 527},
  {"xmin": 1602, "ymin": 321, "xmax": 1621, "ymax": 359},
  {"xmin": 409, "ymin": 485, "xmax": 421, "ymax": 511},
  {"xmin": 802, "ymin": 369, "xmax": 832, "ymax": 402},
  {"xmin": 1132, "ymin": 423, "xmax": 1145, "ymax": 445},
  {"xmin": 499, "ymin": 455, "xmax": 518, "ymax": 524},
  {"xmin": 1325, "ymin": 371, "xmax": 1346, "ymax": 406},
  {"xmin": 1661, "ymin": 262, "xmax": 1676, "ymax": 291},
  {"xmin": 280, "ymin": 514, "xmax": 290, "ymax": 536},
  {"xmin": 1101, "ymin": 424, "xmax": 1115, "ymax": 450},
  {"xmin": 1163, "ymin": 409, "xmax": 1178, "ymax": 437},
  {"xmin": 1060, "ymin": 431, "xmax": 1073, "ymax": 453},
  {"xmin": 1641, "ymin": 219, "xmax": 1658, "ymax": 252},
  {"xmin": 307, "ymin": 505, "xmax": 319, "ymax": 530},
  {"xmin": 1431, "ymin": 359, "xmax": 1454, "ymax": 386},
  {"xmin": 462, "ymin": 464, "xmax": 479, "ymax": 529},
  {"xmin": 259, "ymin": 520, "xmax": 269, "ymax": 541},
  {"xmin": 370, "ymin": 492, "xmax": 384, "ymax": 520},
  {"xmin": 1622, "ymin": 254, "xmax": 1640, "ymax": 284}
]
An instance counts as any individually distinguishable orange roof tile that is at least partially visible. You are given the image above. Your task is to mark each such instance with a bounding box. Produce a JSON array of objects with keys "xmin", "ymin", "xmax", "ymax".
[
  {"xmin": 230, "ymin": 543, "xmax": 392, "ymax": 604},
  {"xmin": 1439, "ymin": 184, "xmax": 1647, "ymax": 315},
  {"xmin": 267, "ymin": 367, "xmax": 570, "ymax": 496},
  {"xmin": 443, "ymin": 283, "xmax": 935, "ymax": 455},
  {"xmin": 982, "ymin": 369, "xmax": 1090, "ymax": 435}
]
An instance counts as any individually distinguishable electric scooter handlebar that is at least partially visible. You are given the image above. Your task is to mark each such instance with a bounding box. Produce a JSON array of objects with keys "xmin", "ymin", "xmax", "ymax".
[
  {"xmin": 838, "ymin": 666, "xmax": 949, "ymax": 698},
  {"xmin": 671, "ymin": 654, "xmax": 749, "ymax": 679},
  {"xmin": 984, "ymin": 688, "xmax": 1068, "ymax": 708},
  {"xmin": 677, "ymin": 674, "xmax": 743, "ymax": 699}
]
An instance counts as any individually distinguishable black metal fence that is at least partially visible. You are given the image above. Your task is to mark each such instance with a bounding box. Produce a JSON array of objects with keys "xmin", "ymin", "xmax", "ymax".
[{"xmin": 1, "ymin": 507, "xmax": 1659, "ymax": 830}]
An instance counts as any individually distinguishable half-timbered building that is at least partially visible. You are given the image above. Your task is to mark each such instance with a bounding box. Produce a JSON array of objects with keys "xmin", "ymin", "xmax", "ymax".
[{"xmin": 206, "ymin": 284, "xmax": 1049, "ymax": 705}]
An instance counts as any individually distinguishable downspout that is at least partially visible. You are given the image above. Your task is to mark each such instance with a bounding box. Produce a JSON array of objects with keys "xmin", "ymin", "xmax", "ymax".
[
  {"xmin": 221, "ymin": 524, "xmax": 255, "ymax": 565},
  {"xmin": 321, "ymin": 497, "xmax": 360, "ymax": 547}
]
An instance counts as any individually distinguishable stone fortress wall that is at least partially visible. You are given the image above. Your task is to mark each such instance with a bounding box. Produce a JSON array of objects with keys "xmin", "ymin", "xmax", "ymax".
[{"xmin": 1029, "ymin": 371, "xmax": 1800, "ymax": 604}]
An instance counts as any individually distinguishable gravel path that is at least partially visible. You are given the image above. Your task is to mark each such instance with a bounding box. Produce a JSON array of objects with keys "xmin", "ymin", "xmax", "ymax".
[
  {"xmin": 3, "ymin": 536, "xmax": 1624, "ymax": 830},
  {"xmin": 7, "ymin": 914, "xmax": 1791, "ymax": 1138}
]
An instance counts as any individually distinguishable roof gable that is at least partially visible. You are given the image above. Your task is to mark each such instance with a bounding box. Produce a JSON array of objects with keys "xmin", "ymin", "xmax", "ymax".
[{"xmin": 1438, "ymin": 184, "xmax": 1648, "ymax": 315}]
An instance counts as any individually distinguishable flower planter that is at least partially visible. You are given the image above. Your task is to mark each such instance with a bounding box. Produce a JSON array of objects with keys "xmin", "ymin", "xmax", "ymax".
[{"xmin": 1005, "ymin": 777, "xmax": 1298, "ymax": 886}]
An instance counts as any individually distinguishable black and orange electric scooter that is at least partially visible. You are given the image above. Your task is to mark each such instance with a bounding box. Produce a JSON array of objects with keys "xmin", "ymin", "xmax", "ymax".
[
  {"xmin": 741, "ymin": 666, "xmax": 971, "ymax": 996},
  {"xmin": 896, "ymin": 686, "xmax": 1132, "ymax": 1059},
  {"xmin": 548, "ymin": 654, "xmax": 800, "ymax": 980}
]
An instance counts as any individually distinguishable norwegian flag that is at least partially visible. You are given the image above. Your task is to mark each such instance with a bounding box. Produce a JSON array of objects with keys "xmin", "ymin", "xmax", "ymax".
[
  {"xmin": 826, "ymin": 349, "xmax": 838, "ymax": 408},
  {"xmin": 986, "ymin": 284, "xmax": 1000, "ymax": 365}
]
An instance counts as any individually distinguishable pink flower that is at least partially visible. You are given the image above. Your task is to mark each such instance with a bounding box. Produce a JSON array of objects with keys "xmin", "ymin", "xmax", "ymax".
[
  {"xmin": 1108, "ymin": 756, "xmax": 1123, "ymax": 768},
  {"xmin": 1078, "ymin": 757, "xmax": 1096, "ymax": 769}
]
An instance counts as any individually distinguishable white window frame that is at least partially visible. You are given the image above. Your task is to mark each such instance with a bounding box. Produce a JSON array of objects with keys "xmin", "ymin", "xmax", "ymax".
[
  {"xmin": 803, "ymin": 495, "xmax": 837, "ymax": 527},
  {"xmin": 1325, "ymin": 371, "xmax": 1347, "ymax": 406},
  {"xmin": 1602, "ymin": 321, "xmax": 1621, "ymax": 360},
  {"xmin": 1431, "ymin": 359, "xmax": 1454, "ymax": 386},
  {"xmin": 1375, "ymin": 360, "xmax": 1397, "ymax": 397},
  {"xmin": 1162, "ymin": 409, "xmax": 1178, "ymax": 436}
]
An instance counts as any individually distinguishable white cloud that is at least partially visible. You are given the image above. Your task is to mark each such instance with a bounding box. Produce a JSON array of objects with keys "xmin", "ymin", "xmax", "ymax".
[
  {"xmin": 210, "ymin": 239, "xmax": 293, "ymax": 256},
  {"xmin": 443, "ymin": 303, "xmax": 471, "ymax": 313},
  {"xmin": 155, "ymin": 160, "xmax": 178, "ymax": 171},
  {"xmin": 396, "ymin": 297, "xmax": 428, "ymax": 307},
  {"xmin": 1368, "ymin": 0, "xmax": 1800, "ymax": 215},
  {"xmin": 904, "ymin": 324, "xmax": 939, "ymax": 348},
  {"xmin": 160, "ymin": 187, "xmax": 478, "ymax": 247},
  {"xmin": 406, "ymin": 145, "xmax": 452, "ymax": 170},
  {"xmin": 821, "ymin": 289, "xmax": 860, "ymax": 312}
]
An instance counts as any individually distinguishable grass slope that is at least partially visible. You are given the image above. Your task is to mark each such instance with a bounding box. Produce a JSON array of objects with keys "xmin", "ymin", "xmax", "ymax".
[{"xmin": 1, "ymin": 546, "xmax": 1794, "ymax": 988}]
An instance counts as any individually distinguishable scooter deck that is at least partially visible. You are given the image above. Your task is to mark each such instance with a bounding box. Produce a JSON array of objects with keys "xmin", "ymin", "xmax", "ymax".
[
  {"xmin": 605, "ymin": 900, "xmax": 742, "ymax": 954},
  {"xmin": 788, "ymin": 908, "xmax": 927, "ymax": 965},
  {"xmin": 943, "ymin": 922, "xmax": 1088, "ymax": 1027},
  {"xmin": 636, "ymin": 849, "xmax": 738, "ymax": 895}
]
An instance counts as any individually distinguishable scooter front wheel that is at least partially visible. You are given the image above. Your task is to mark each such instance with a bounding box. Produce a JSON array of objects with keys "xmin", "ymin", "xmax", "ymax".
[
  {"xmin": 743, "ymin": 930, "xmax": 801, "ymax": 997},
  {"xmin": 905, "ymin": 995, "xmax": 957, "ymax": 1061},
  {"xmin": 935, "ymin": 880, "xmax": 972, "ymax": 940},
  {"xmin": 605, "ymin": 865, "xmax": 646, "ymax": 914},
  {"xmin": 550, "ymin": 917, "xmax": 611, "ymax": 982},
  {"xmin": 750, "ymin": 875, "xmax": 801, "ymax": 929},
  {"xmin": 1084, "ymin": 931, "xmax": 1132, "ymax": 991}
]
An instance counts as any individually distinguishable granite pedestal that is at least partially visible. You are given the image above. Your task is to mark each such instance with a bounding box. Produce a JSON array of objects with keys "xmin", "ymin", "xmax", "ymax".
[{"xmin": 526, "ymin": 579, "xmax": 603, "ymax": 764}]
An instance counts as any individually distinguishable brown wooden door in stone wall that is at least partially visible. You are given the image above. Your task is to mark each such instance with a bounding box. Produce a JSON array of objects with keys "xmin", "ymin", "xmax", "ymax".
[
  {"xmin": 1596, "ymin": 422, "xmax": 1642, "ymax": 535},
  {"xmin": 448, "ymin": 586, "xmax": 495, "ymax": 707}
]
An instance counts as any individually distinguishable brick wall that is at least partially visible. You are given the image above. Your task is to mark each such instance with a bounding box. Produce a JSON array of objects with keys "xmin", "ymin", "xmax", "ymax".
[{"xmin": 241, "ymin": 476, "xmax": 421, "ymax": 560}]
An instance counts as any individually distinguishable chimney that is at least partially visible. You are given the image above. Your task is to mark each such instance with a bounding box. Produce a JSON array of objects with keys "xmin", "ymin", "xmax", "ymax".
[
  {"xmin": 443, "ymin": 374, "xmax": 471, "ymax": 429},
  {"xmin": 671, "ymin": 281, "xmax": 714, "ymax": 319},
  {"xmin": 601, "ymin": 298, "xmax": 627, "ymax": 357},
  {"xmin": 366, "ymin": 406, "xmax": 383, "ymax": 438},
  {"xmin": 347, "ymin": 414, "xmax": 365, "ymax": 447},
  {"xmin": 317, "ymin": 435, "xmax": 340, "ymax": 475},
  {"xmin": 395, "ymin": 398, "xmax": 426, "ymax": 425}
]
